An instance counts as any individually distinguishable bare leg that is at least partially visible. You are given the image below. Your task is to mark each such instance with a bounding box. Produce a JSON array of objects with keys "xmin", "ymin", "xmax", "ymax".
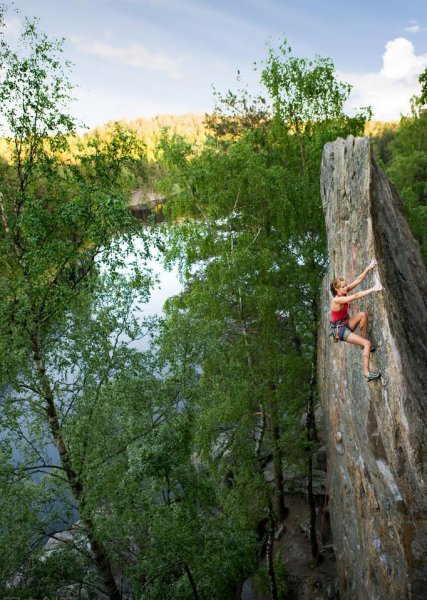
[
  {"xmin": 348, "ymin": 311, "xmax": 368, "ymax": 338},
  {"xmin": 346, "ymin": 331, "xmax": 372, "ymax": 376}
]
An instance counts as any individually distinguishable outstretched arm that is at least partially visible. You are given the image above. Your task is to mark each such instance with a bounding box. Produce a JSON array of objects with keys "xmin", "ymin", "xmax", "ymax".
[
  {"xmin": 347, "ymin": 258, "xmax": 377, "ymax": 291},
  {"xmin": 334, "ymin": 281, "xmax": 383, "ymax": 305}
]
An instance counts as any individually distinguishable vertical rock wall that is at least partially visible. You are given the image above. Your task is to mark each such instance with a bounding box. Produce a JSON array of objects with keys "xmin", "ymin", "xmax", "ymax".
[{"xmin": 318, "ymin": 136, "xmax": 427, "ymax": 599}]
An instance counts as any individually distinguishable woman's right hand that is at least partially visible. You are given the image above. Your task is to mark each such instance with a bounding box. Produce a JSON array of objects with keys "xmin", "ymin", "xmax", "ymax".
[{"xmin": 372, "ymin": 282, "xmax": 383, "ymax": 292}]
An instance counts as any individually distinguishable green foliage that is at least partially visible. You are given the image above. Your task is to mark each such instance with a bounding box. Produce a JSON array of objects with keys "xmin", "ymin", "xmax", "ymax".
[
  {"xmin": 0, "ymin": 475, "xmax": 39, "ymax": 590},
  {"xmin": 416, "ymin": 67, "xmax": 427, "ymax": 108},
  {"xmin": 368, "ymin": 71, "xmax": 427, "ymax": 263},
  {"xmin": 0, "ymin": 10, "xmax": 74, "ymax": 141},
  {"xmin": 0, "ymin": 461, "xmax": 90, "ymax": 597},
  {"xmin": 385, "ymin": 112, "xmax": 427, "ymax": 262},
  {"xmin": 128, "ymin": 412, "xmax": 258, "ymax": 599},
  {"xmin": 0, "ymin": 8, "xmax": 156, "ymax": 597},
  {"xmin": 205, "ymin": 85, "xmax": 270, "ymax": 141},
  {"xmin": 261, "ymin": 40, "xmax": 355, "ymax": 124}
]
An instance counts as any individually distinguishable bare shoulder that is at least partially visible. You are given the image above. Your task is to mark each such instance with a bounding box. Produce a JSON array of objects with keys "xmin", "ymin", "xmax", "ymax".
[{"xmin": 332, "ymin": 297, "xmax": 347, "ymax": 307}]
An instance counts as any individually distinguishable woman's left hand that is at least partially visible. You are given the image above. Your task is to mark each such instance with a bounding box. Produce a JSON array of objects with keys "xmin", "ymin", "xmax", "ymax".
[{"xmin": 368, "ymin": 258, "xmax": 378, "ymax": 271}]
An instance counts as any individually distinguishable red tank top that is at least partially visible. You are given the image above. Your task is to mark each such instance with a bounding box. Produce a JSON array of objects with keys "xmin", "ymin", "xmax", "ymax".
[{"xmin": 330, "ymin": 303, "xmax": 349, "ymax": 322}]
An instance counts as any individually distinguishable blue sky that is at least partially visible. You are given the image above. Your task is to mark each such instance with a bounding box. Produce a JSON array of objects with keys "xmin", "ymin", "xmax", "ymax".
[{"xmin": 3, "ymin": 0, "xmax": 427, "ymax": 128}]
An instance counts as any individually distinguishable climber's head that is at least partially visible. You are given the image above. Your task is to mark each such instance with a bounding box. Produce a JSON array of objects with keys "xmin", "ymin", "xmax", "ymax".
[{"xmin": 331, "ymin": 278, "xmax": 347, "ymax": 297}]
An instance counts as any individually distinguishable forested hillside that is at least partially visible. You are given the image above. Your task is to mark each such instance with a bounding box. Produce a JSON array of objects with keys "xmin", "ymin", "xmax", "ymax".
[
  {"xmin": 0, "ymin": 8, "xmax": 425, "ymax": 600},
  {"xmin": 89, "ymin": 114, "xmax": 207, "ymax": 158}
]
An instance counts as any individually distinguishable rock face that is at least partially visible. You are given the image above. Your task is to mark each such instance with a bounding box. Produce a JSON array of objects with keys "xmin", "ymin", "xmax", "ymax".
[
  {"xmin": 129, "ymin": 190, "xmax": 165, "ymax": 221},
  {"xmin": 318, "ymin": 136, "xmax": 427, "ymax": 599}
]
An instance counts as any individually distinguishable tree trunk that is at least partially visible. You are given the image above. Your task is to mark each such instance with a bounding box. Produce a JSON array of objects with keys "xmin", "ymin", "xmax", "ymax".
[
  {"xmin": 31, "ymin": 334, "xmax": 122, "ymax": 600},
  {"xmin": 254, "ymin": 403, "xmax": 266, "ymax": 462},
  {"xmin": 183, "ymin": 563, "xmax": 200, "ymax": 600},
  {"xmin": 266, "ymin": 509, "xmax": 278, "ymax": 600},
  {"xmin": 306, "ymin": 451, "xmax": 319, "ymax": 562},
  {"xmin": 268, "ymin": 386, "xmax": 287, "ymax": 522}
]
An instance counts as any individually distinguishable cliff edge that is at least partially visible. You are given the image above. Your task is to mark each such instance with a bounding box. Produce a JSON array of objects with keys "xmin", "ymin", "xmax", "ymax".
[{"xmin": 318, "ymin": 136, "xmax": 427, "ymax": 599}]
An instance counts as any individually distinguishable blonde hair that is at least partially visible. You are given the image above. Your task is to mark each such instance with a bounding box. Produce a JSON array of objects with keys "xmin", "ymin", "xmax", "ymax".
[{"xmin": 330, "ymin": 277, "xmax": 344, "ymax": 297}]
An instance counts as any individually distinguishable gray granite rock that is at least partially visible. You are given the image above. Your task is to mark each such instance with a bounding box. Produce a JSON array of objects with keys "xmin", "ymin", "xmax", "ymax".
[{"xmin": 319, "ymin": 136, "xmax": 427, "ymax": 600}]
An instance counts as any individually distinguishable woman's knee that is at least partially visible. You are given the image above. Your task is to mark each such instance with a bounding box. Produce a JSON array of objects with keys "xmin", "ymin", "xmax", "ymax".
[{"xmin": 360, "ymin": 311, "xmax": 368, "ymax": 322}]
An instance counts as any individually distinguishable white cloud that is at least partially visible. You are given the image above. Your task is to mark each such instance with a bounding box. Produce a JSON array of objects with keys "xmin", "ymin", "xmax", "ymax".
[
  {"xmin": 72, "ymin": 37, "xmax": 184, "ymax": 80},
  {"xmin": 405, "ymin": 24, "xmax": 420, "ymax": 34},
  {"xmin": 381, "ymin": 38, "xmax": 426, "ymax": 80},
  {"xmin": 341, "ymin": 38, "xmax": 427, "ymax": 120}
]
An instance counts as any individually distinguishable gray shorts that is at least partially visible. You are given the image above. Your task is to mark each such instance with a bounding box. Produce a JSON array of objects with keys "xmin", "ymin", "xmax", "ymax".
[{"xmin": 329, "ymin": 321, "xmax": 353, "ymax": 342}]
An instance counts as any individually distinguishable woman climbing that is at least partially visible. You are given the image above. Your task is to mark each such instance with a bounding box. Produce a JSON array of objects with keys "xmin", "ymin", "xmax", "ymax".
[{"xmin": 329, "ymin": 258, "xmax": 383, "ymax": 382}]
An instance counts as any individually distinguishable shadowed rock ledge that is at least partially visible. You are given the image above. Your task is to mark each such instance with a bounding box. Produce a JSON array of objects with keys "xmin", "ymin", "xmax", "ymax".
[
  {"xmin": 318, "ymin": 136, "xmax": 427, "ymax": 599},
  {"xmin": 129, "ymin": 190, "xmax": 165, "ymax": 221}
]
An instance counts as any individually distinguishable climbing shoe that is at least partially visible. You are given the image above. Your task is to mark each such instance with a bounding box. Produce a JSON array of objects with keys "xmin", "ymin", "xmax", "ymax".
[{"xmin": 364, "ymin": 371, "xmax": 381, "ymax": 382}]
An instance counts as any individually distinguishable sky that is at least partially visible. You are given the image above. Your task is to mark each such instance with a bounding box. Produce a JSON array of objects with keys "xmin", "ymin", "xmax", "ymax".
[{"xmin": 3, "ymin": 0, "xmax": 427, "ymax": 128}]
